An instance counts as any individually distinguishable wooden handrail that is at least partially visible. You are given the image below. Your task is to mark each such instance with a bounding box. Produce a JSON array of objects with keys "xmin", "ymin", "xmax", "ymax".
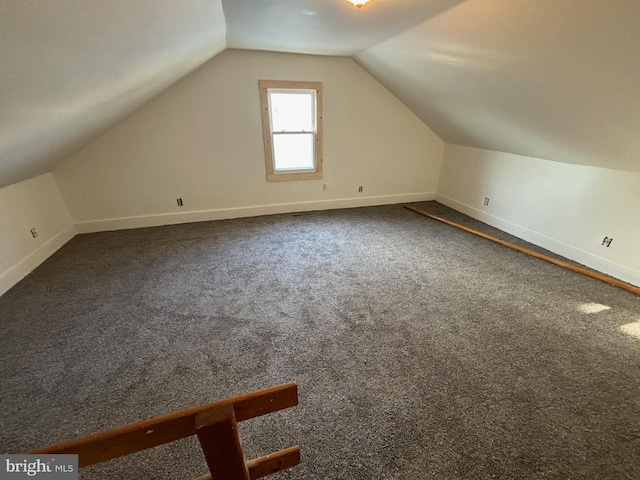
[
  {"xmin": 404, "ymin": 205, "xmax": 640, "ymax": 296},
  {"xmin": 28, "ymin": 383, "xmax": 300, "ymax": 479}
]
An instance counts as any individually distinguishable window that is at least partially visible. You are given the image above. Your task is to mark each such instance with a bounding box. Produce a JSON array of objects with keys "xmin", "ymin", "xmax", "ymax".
[{"xmin": 259, "ymin": 80, "xmax": 323, "ymax": 181}]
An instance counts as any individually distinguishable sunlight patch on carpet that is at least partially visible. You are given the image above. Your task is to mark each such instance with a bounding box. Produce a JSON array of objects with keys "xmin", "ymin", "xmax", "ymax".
[
  {"xmin": 578, "ymin": 302, "xmax": 611, "ymax": 314},
  {"xmin": 620, "ymin": 321, "xmax": 640, "ymax": 340}
]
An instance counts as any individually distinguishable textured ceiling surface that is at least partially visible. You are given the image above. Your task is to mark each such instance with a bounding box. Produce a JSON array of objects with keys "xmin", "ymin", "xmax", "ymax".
[
  {"xmin": 356, "ymin": 0, "xmax": 640, "ymax": 172},
  {"xmin": 2, "ymin": 0, "xmax": 639, "ymax": 188},
  {"xmin": 0, "ymin": 0, "xmax": 226, "ymax": 188}
]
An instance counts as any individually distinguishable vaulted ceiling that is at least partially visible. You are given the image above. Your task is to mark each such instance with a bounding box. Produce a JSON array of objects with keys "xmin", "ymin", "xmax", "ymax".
[
  {"xmin": 223, "ymin": 0, "xmax": 466, "ymax": 56},
  {"xmin": 0, "ymin": 0, "xmax": 226, "ymax": 188},
  {"xmin": 2, "ymin": 0, "xmax": 639, "ymax": 188},
  {"xmin": 356, "ymin": 0, "xmax": 640, "ymax": 173}
]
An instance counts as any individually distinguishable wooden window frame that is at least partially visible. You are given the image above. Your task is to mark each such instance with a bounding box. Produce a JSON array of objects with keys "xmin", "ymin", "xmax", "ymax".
[{"xmin": 259, "ymin": 80, "xmax": 323, "ymax": 182}]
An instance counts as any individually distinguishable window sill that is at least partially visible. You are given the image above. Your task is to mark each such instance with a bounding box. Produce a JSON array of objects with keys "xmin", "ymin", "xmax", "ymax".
[{"xmin": 266, "ymin": 171, "xmax": 323, "ymax": 182}]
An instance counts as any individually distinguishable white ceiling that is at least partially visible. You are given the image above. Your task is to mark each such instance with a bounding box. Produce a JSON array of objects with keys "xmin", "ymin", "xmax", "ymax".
[
  {"xmin": 356, "ymin": 0, "xmax": 640, "ymax": 172},
  {"xmin": 0, "ymin": 0, "xmax": 226, "ymax": 188},
  {"xmin": 2, "ymin": 0, "xmax": 640, "ymax": 188},
  {"xmin": 222, "ymin": 0, "xmax": 465, "ymax": 56}
]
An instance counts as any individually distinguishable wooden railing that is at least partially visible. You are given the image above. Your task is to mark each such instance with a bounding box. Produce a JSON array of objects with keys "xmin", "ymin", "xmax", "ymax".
[
  {"xmin": 29, "ymin": 383, "xmax": 300, "ymax": 480},
  {"xmin": 404, "ymin": 205, "xmax": 640, "ymax": 296}
]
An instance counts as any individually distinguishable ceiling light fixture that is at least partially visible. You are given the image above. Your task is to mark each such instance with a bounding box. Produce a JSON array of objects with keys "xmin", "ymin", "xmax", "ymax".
[{"xmin": 346, "ymin": 0, "xmax": 372, "ymax": 11}]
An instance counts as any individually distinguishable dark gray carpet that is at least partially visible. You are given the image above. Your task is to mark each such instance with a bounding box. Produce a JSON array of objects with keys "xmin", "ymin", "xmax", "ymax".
[{"xmin": 1, "ymin": 202, "xmax": 639, "ymax": 479}]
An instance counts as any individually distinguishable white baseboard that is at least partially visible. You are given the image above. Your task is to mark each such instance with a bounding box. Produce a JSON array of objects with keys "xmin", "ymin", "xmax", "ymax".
[
  {"xmin": 75, "ymin": 192, "xmax": 436, "ymax": 233},
  {"xmin": 435, "ymin": 194, "xmax": 640, "ymax": 288},
  {"xmin": 4, "ymin": 192, "xmax": 637, "ymax": 296},
  {"xmin": 0, "ymin": 225, "xmax": 77, "ymax": 296}
]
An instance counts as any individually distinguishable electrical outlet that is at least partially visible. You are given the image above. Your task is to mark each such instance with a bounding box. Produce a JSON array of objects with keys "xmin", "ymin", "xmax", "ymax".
[
  {"xmin": 358, "ymin": 186, "xmax": 363, "ymax": 193},
  {"xmin": 30, "ymin": 228, "xmax": 38, "ymax": 238},
  {"xmin": 177, "ymin": 198, "xmax": 183, "ymax": 207},
  {"xmin": 602, "ymin": 236, "xmax": 613, "ymax": 247},
  {"xmin": 484, "ymin": 197, "xmax": 490, "ymax": 206}
]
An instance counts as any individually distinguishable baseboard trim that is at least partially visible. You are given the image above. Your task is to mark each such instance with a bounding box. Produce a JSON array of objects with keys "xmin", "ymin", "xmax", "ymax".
[
  {"xmin": 435, "ymin": 194, "xmax": 639, "ymax": 288},
  {"xmin": 0, "ymin": 224, "xmax": 77, "ymax": 296},
  {"xmin": 75, "ymin": 193, "xmax": 436, "ymax": 233}
]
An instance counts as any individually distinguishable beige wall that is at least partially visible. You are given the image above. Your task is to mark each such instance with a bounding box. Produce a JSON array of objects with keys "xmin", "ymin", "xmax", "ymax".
[
  {"xmin": 55, "ymin": 49, "xmax": 444, "ymax": 232},
  {"xmin": 0, "ymin": 174, "xmax": 75, "ymax": 295},
  {"xmin": 437, "ymin": 144, "xmax": 640, "ymax": 287}
]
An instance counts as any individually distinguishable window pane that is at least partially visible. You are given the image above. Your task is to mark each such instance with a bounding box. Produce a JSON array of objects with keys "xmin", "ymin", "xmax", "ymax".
[
  {"xmin": 273, "ymin": 133, "xmax": 314, "ymax": 171},
  {"xmin": 270, "ymin": 92, "xmax": 313, "ymax": 132}
]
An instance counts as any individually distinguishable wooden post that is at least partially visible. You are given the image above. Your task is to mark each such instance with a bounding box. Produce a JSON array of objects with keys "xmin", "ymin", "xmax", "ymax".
[
  {"xmin": 195, "ymin": 446, "xmax": 301, "ymax": 480},
  {"xmin": 195, "ymin": 405, "xmax": 249, "ymax": 480}
]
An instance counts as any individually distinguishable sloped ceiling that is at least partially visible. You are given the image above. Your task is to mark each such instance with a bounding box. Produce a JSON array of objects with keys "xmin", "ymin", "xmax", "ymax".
[
  {"xmin": 0, "ymin": 0, "xmax": 226, "ymax": 188},
  {"xmin": 355, "ymin": 0, "xmax": 640, "ymax": 172},
  {"xmin": 222, "ymin": 0, "xmax": 465, "ymax": 56},
  {"xmin": 3, "ymin": 0, "xmax": 639, "ymax": 189}
]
